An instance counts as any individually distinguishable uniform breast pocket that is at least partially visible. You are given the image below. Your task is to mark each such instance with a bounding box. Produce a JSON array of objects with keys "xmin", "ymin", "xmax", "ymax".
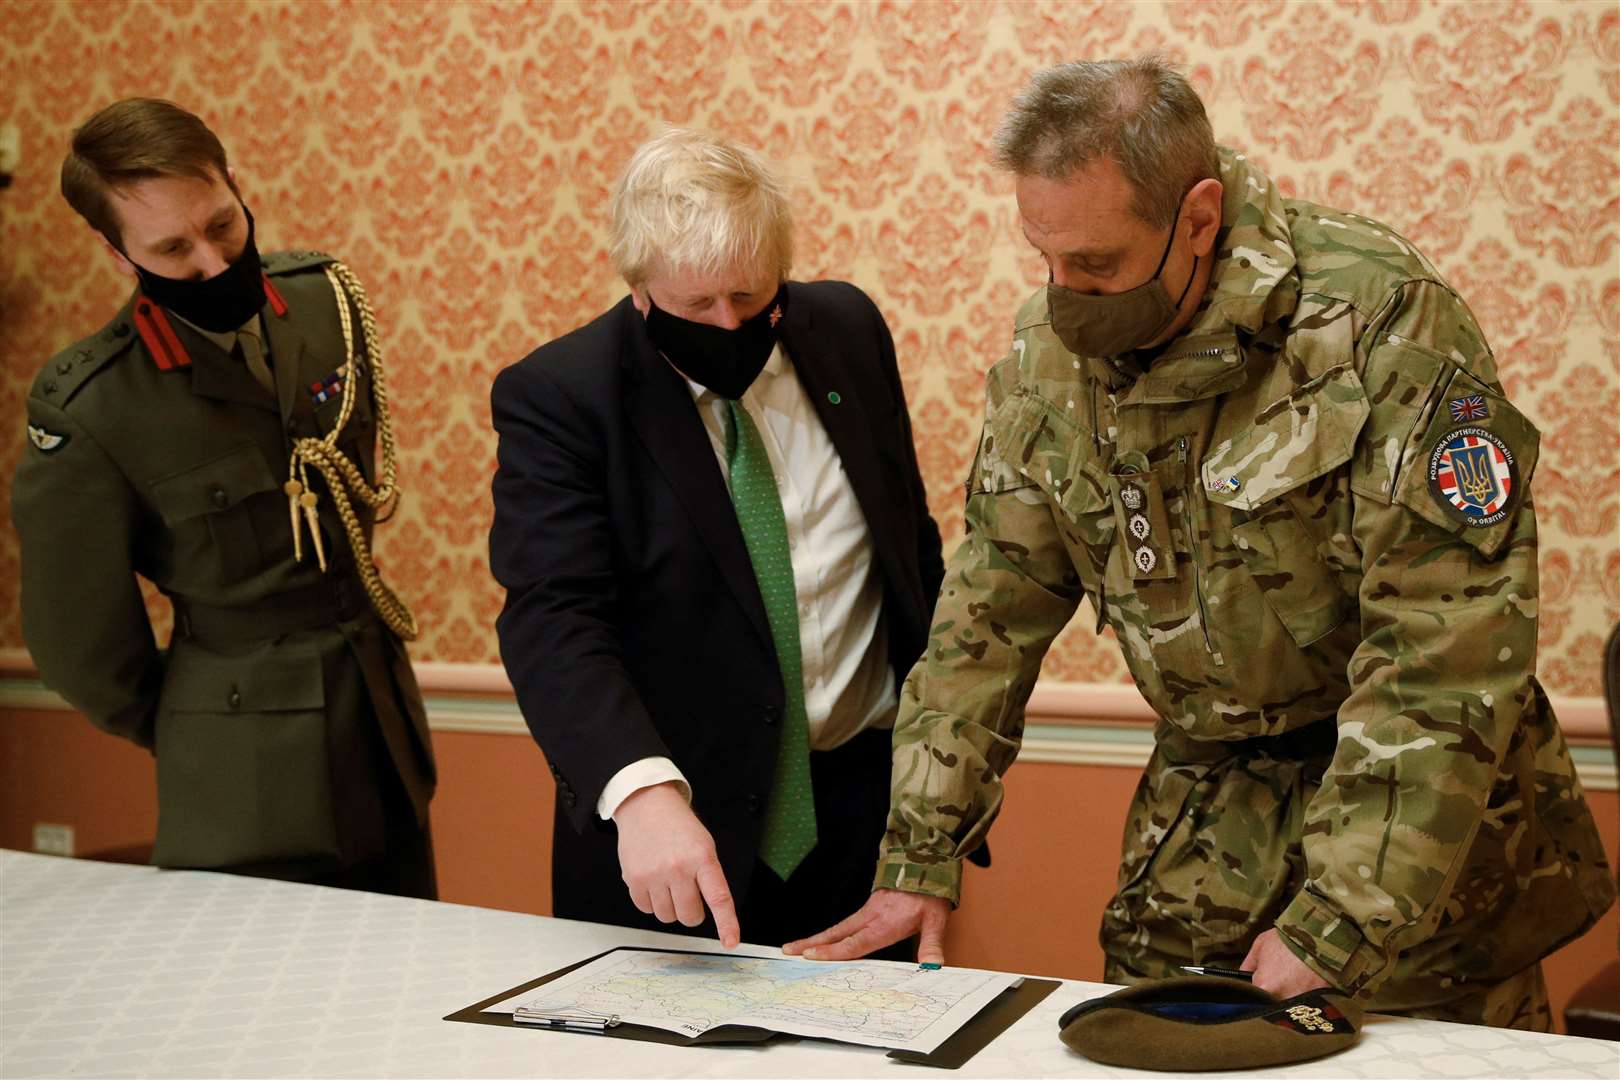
[
  {"xmin": 314, "ymin": 378, "xmax": 378, "ymax": 489},
  {"xmin": 152, "ymin": 638, "xmax": 336, "ymax": 869},
  {"xmin": 1203, "ymin": 365, "xmax": 1367, "ymax": 649},
  {"xmin": 1228, "ymin": 496, "xmax": 1348, "ymax": 647},
  {"xmin": 147, "ymin": 442, "xmax": 281, "ymax": 584},
  {"xmin": 312, "ymin": 361, "xmax": 373, "ymax": 436}
]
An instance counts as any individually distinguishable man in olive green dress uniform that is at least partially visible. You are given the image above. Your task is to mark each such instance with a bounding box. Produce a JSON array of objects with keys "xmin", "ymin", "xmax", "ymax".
[
  {"xmin": 12, "ymin": 99, "xmax": 436, "ymax": 897},
  {"xmin": 788, "ymin": 58, "xmax": 1614, "ymax": 1030}
]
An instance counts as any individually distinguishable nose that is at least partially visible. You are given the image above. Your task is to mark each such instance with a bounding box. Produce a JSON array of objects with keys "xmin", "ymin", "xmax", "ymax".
[
  {"xmin": 708, "ymin": 300, "xmax": 744, "ymax": 330},
  {"xmin": 1049, "ymin": 265, "xmax": 1101, "ymax": 295},
  {"xmin": 192, "ymin": 243, "xmax": 232, "ymax": 281}
]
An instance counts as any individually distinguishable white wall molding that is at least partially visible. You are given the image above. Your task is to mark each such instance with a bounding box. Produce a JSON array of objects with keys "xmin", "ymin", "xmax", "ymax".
[
  {"xmin": 3, "ymin": 650, "xmax": 1613, "ymax": 790},
  {"xmin": 407, "ymin": 659, "xmax": 1614, "ymax": 738}
]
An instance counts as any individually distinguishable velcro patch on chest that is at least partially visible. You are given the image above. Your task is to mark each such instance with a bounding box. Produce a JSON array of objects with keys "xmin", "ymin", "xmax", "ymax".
[{"xmin": 1109, "ymin": 468, "xmax": 1176, "ymax": 582}]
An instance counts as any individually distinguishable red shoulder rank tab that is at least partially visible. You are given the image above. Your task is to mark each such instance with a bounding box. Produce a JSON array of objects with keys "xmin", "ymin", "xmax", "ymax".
[
  {"xmin": 133, "ymin": 297, "xmax": 190, "ymax": 370},
  {"xmin": 263, "ymin": 273, "xmax": 289, "ymax": 317}
]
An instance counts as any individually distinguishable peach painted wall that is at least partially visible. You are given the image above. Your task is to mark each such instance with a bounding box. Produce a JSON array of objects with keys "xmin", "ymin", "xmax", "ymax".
[
  {"xmin": 3, "ymin": 709, "xmax": 1614, "ymax": 1031},
  {"xmin": 3, "ymin": 0, "xmax": 1617, "ymax": 695}
]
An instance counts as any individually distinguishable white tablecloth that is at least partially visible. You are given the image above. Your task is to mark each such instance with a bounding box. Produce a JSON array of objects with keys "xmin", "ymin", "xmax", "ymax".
[{"xmin": 2, "ymin": 850, "xmax": 1615, "ymax": 1079}]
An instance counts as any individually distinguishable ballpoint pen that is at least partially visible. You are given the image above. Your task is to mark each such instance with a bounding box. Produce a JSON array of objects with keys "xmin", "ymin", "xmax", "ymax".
[
  {"xmin": 1179, "ymin": 965, "xmax": 1253, "ymax": 981},
  {"xmin": 513, "ymin": 1009, "xmax": 621, "ymax": 1032}
]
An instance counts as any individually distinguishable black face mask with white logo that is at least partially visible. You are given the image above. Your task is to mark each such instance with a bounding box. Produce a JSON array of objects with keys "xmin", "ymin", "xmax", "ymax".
[
  {"xmin": 130, "ymin": 206, "xmax": 266, "ymax": 334},
  {"xmin": 645, "ymin": 284, "xmax": 788, "ymax": 400}
]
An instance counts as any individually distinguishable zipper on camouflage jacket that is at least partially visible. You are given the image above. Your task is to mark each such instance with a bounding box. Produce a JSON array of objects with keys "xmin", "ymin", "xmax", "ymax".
[{"xmin": 1180, "ymin": 435, "xmax": 1225, "ymax": 666}]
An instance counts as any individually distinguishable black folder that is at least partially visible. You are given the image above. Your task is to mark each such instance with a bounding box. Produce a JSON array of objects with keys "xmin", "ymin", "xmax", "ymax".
[{"xmin": 444, "ymin": 946, "xmax": 1060, "ymax": 1070}]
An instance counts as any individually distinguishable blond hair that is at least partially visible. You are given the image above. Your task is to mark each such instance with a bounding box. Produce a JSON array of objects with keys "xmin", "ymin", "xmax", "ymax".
[{"xmin": 609, "ymin": 128, "xmax": 793, "ymax": 286}]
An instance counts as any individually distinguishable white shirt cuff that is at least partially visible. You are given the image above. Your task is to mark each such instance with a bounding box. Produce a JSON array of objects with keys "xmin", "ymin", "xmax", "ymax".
[{"xmin": 597, "ymin": 757, "xmax": 692, "ymax": 820}]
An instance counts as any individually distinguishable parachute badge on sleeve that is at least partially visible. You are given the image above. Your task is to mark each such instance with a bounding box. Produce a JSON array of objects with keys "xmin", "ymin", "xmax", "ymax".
[{"xmin": 27, "ymin": 423, "xmax": 68, "ymax": 454}]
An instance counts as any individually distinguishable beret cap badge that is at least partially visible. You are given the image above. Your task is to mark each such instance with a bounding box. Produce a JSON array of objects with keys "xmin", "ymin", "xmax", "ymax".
[{"xmin": 1058, "ymin": 975, "xmax": 1362, "ymax": 1071}]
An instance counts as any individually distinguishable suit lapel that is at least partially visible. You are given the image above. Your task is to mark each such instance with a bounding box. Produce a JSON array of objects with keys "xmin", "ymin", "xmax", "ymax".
[
  {"xmin": 263, "ymin": 302, "xmax": 314, "ymax": 425},
  {"xmin": 777, "ymin": 289, "xmax": 907, "ymax": 601},
  {"xmin": 621, "ymin": 302, "xmax": 774, "ymax": 653}
]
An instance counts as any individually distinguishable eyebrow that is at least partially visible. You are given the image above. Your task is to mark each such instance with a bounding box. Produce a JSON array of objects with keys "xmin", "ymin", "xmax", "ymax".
[
  {"xmin": 1019, "ymin": 226, "xmax": 1122, "ymax": 261},
  {"xmin": 671, "ymin": 286, "xmax": 763, "ymax": 304},
  {"xmin": 145, "ymin": 205, "xmax": 236, "ymax": 254}
]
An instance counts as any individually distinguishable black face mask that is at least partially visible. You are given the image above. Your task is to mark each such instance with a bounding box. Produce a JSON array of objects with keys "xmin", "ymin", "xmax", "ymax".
[
  {"xmin": 644, "ymin": 284, "xmax": 788, "ymax": 400},
  {"xmin": 130, "ymin": 206, "xmax": 266, "ymax": 334}
]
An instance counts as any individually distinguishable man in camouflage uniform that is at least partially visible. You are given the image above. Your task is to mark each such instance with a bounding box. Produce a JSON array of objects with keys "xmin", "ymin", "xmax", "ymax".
[
  {"xmin": 787, "ymin": 58, "xmax": 1614, "ymax": 1029},
  {"xmin": 11, "ymin": 99, "xmax": 435, "ymax": 896}
]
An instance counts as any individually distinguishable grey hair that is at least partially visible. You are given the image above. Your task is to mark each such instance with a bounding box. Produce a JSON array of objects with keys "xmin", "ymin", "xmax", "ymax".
[
  {"xmin": 992, "ymin": 56, "xmax": 1218, "ymax": 228},
  {"xmin": 609, "ymin": 127, "xmax": 793, "ymax": 287}
]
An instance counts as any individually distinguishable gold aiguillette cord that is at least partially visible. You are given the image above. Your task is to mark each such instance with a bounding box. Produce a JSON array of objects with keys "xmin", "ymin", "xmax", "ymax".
[{"xmin": 283, "ymin": 261, "xmax": 417, "ymax": 640}]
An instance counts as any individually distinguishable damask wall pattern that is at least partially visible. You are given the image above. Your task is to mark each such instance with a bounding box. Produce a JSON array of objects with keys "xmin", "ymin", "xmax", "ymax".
[{"xmin": 1, "ymin": 0, "xmax": 1616, "ymax": 696}]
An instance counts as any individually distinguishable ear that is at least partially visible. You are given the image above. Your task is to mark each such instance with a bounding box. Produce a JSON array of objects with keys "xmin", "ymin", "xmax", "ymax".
[
  {"xmin": 629, "ymin": 283, "xmax": 650, "ymax": 318},
  {"xmin": 1185, "ymin": 177, "xmax": 1224, "ymax": 259},
  {"xmin": 99, "ymin": 231, "xmax": 136, "ymax": 278}
]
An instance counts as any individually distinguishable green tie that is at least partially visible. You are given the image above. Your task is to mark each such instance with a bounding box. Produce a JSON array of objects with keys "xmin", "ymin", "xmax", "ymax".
[{"xmin": 723, "ymin": 398, "xmax": 817, "ymax": 880}]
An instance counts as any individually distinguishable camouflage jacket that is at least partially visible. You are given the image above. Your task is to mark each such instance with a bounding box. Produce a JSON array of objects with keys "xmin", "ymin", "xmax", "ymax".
[{"xmin": 879, "ymin": 148, "xmax": 1615, "ymax": 1000}]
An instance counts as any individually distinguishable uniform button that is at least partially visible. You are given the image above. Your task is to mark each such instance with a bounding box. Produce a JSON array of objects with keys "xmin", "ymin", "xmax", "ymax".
[
  {"xmin": 227, "ymin": 688, "xmax": 242, "ymax": 709},
  {"xmin": 111, "ymin": 322, "xmax": 131, "ymax": 337},
  {"xmin": 57, "ymin": 361, "xmax": 72, "ymax": 374},
  {"xmin": 210, "ymin": 487, "xmax": 229, "ymax": 509},
  {"xmin": 762, "ymin": 705, "xmax": 779, "ymax": 725},
  {"xmin": 747, "ymin": 794, "xmax": 763, "ymax": 814}
]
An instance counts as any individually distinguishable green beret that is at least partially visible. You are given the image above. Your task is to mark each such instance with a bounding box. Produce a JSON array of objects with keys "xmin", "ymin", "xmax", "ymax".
[{"xmin": 1059, "ymin": 976, "xmax": 1363, "ymax": 1071}]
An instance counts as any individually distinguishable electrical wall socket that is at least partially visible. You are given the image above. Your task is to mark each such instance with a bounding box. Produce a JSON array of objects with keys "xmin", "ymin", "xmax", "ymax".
[{"xmin": 32, "ymin": 823, "xmax": 75, "ymax": 857}]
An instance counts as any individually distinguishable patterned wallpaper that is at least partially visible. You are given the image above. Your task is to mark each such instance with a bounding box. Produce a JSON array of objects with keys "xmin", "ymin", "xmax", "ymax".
[{"xmin": 2, "ymin": 0, "xmax": 1616, "ymax": 696}]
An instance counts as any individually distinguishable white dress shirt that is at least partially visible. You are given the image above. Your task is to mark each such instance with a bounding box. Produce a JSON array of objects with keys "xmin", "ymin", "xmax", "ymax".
[{"xmin": 597, "ymin": 342, "xmax": 896, "ymax": 819}]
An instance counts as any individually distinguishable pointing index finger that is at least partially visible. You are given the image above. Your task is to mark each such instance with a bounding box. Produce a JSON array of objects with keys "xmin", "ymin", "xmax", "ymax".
[{"xmin": 696, "ymin": 859, "xmax": 740, "ymax": 948}]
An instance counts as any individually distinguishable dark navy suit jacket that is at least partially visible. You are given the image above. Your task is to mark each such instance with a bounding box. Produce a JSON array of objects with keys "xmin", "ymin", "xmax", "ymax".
[{"xmin": 490, "ymin": 281, "xmax": 945, "ymax": 923}]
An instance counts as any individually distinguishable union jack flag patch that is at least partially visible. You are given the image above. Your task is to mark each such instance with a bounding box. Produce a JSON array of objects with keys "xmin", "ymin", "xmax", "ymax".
[
  {"xmin": 310, "ymin": 371, "xmax": 344, "ymax": 405},
  {"xmin": 1448, "ymin": 394, "xmax": 1489, "ymax": 422}
]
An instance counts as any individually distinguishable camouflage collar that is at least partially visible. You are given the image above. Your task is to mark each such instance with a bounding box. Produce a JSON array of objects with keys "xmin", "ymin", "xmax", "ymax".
[{"xmin": 1185, "ymin": 146, "xmax": 1300, "ymax": 339}]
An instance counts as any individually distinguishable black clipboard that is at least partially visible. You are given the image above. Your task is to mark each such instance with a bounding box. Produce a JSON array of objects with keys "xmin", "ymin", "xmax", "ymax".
[{"xmin": 444, "ymin": 946, "xmax": 1060, "ymax": 1070}]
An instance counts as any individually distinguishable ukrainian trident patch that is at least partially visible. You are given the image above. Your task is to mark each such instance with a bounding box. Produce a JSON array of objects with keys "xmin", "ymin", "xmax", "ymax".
[{"xmin": 1427, "ymin": 426, "xmax": 1517, "ymax": 528}]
